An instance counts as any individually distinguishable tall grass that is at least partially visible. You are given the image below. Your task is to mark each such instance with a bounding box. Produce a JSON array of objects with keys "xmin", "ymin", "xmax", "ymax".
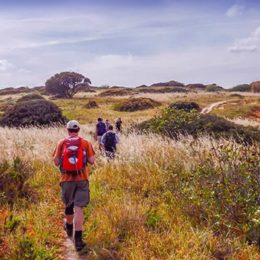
[{"xmin": 0, "ymin": 125, "xmax": 258, "ymax": 259}]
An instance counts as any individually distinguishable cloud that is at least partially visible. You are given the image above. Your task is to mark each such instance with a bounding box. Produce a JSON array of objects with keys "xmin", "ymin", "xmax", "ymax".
[
  {"xmin": 228, "ymin": 26, "xmax": 260, "ymax": 53},
  {"xmin": 0, "ymin": 4, "xmax": 260, "ymax": 88},
  {"xmin": 75, "ymin": 47, "xmax": 260, "ymax": 87},
  {"xmin": 0, "ymin": 59, "xmax": 12, "ymax": 71},
  {"xmin": 226, "ymin": 4, "xmax": 244, "ymax": 17}
]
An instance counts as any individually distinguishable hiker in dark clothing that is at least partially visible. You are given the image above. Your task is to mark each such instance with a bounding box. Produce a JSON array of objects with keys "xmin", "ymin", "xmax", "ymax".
[
  {"xmin": 95, "ymin": 118, "xmax": 107, "ymax": 151},
  {"xmin": 105, "ymin": 119, "xmax": 110, "ymax": 132},
  {"xmin": 101, "ymin": 125, "xmax": 119, "ymax": 159},
  {"xmin": 115, "ymin": 117, "xmax": 122, "ymax": 133}
]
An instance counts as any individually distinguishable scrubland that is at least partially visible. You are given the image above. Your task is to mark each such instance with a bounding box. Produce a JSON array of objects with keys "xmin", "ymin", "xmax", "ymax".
[
  {"xmin": 0, "ymin": 124, "xmax": 259, "ymax": 259},
  {"xmin": 0, "ymin": 91, "xmax": 259, "ymax": 259}
]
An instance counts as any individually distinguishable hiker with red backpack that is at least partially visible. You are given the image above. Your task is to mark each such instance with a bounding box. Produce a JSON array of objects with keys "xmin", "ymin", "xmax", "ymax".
[
  {"xmin": 101, "ymin": 125, "xmax": 119, "ymax": 159},
  {"xmin": 53, "ymin": 120, "xmax": 95, "ymax": 251},
  {"xmin": 95, "ymin": 118, "xmax": 107, "ymax": 151}
]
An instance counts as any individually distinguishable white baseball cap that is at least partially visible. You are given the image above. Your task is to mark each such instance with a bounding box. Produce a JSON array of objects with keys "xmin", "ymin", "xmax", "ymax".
[{"xmin": 66, "ymin": 120, "xmax": 80, "ymax": 130}]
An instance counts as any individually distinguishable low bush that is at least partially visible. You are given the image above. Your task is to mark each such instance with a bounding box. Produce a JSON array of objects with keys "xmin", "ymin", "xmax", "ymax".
[
  {"xmin": 229, "ymin": 84, "xmax": 251, "ymax": 92},
  {"xmin": 169, "ymin": 101, "xmax": 200, "ymax": 112},
  {"xmin": 98, "ymin": 89, "xmax": 135, "ymax": 97},
  {"xmin": 0, "ymin": 100, "xmax": 66, "ymax": 127},
  {"xmin": 136, "ymin": 107, "xmax": 260, "ymax": 143},
  {"xmin": 0, "ymin": 87, "xmax": 32, "ymax": 96},
  {"xmin": 166, "ymin": 141, "xmax": 260, "ymax": 242},
  {"xmin": 114, "ymin": 98, "xmax": 161, "ymax": 112},
  {"xmin": 138, "ymin": 87, "xmax": 187, "ymax": 93},
  {"xmin": 151, "ymin": 80, "xmax": 184, "ymax": 87},
  {"xmin": 206, "ymin": 84, "xmax": 224, "ymax": 92},
  {"xmin": 84, "ymin": 100, "xmax": 99, "ymax": 109},
  {"xmin": 186, "ymin": 83, "xmax": 206, "ymax": 89},
  {"xmin": 248, "ymin": 106, "xmax": 260, "ymax": 119},
  {"xmin": 229, "ymin": 93, "xmax": 244, "ymax": 98},
  {"xmin": 17, "ymin": 94, "xmax": 45, "ymax": 103},
  {"xmin": 0, "ymin": 157, "xmax": 34, "ymax": 205}
]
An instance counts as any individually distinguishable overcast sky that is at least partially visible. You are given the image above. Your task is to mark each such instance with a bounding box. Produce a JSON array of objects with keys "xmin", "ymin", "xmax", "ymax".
[{"xmin": 0, "ymin": 0, "xmax": 259, "ymax": 88}]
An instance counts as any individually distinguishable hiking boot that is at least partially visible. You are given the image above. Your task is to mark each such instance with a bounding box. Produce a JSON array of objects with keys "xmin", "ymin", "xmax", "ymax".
[
  {"xmin": 74, "ymin": 231, "xmax": 86, "ymax": 251},
  {"xmin": 64, "ymin": 221, "xmax": 73, "ymax": 237}
]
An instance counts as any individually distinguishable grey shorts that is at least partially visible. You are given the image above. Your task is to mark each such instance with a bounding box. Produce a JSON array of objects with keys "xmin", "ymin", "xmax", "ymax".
[
  {"xmin": 97, "ymin": 136, "xmax": 102, "ymax": 144},
  {"xmin": 60, "ymin": 181, "xmax": 90, "ymax": 207}
]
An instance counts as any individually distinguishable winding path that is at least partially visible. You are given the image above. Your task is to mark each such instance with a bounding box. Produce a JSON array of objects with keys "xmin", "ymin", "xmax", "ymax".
[{"xmin": 201, "ymin": 100, "xmax": 230, "ymax": 114}]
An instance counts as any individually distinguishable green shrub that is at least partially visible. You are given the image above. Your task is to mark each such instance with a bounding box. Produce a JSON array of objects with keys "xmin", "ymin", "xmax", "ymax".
[
  {"xmin": 229, "ymin": 93, "xmax": 244, "ymax": 98},
  {"xmin": 206, "ymin": 84, "xmax": 224, "ymax": 92},
  {"xmin": 84, "ymin": 100, "xmax": 99, "ymax": 109},
  {"xmin": 98, "ymin": 89, "xmax": 135, "ymax": 97},
  {"xmin": 114, "ymin": 98, "xmax": 161, "ymax": 112},
  {"xmin": 17, "ymin": 94, "xmax": 45, "ymax": 103},
  {"xmin": 136, "ymin": 108, "xmax": 260, "ymax": 143},
  {"xmin": 167, "ymin": 141, "xmax": 260, "ymax": 240},
  {"xmin": 169, "ymin": 101, "xmax": 200, "ymax": 112},
  {"xmin": 0, "ymin": 157, "xmax": 34, "ymax": 205},
  {"xmin": 229, "ymin": 84, "xmax": 251, "ymax": 92},
  {"xmin": 0, "ymin": 100, "xmax": 66, "ymax": 127},
  {"xmin": 138, "ymin": 87, "xmax": 187, "ymax": 93}
]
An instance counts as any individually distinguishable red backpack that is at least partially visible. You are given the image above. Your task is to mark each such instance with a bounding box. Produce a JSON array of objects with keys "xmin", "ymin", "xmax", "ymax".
[{"xmin": 60, "ymin": 137, "xmax": 87, "ymax": 175}]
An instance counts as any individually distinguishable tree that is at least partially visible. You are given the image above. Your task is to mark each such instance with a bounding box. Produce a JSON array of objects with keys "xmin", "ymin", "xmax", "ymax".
[{"xmin": 45, "ymin": 72, "xmax": 91, "ymax": 98}]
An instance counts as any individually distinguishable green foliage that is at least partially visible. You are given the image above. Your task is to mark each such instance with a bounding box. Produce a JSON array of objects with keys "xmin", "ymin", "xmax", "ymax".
[
  {"xmin": 114, "ymin": 98, "xmax": 161, "ymax": 112},
  {"xmin": 84, "ymin": 100, "xmax": 99, "ymax": 109},
  {"xmin": 0, "ymin": 99, "xmax": 66, "ymax": 127},
  {"xmin": 45, "ymin": 71, "xmax": 91, "ymax": 98},
  {"xmin": 229, "ymin": 84, "xmax": 251, "ymax": 92},
  {"xmin": 15, "ymin": 237, "xmax": 57, "ymax": 260},
  {"xmin": 138, "ymin": 87, "xmax": 187, "ymax": 93},
  {"xmin": 169, "ymin": 101, "xmax": 200, "ymax": 112},
  {"xmin": 98, "ymin": 88, "xmax": 135, "ymax": 97},
  {"xmin": 17, "ymin": 94, "xmax": 45, "ymax": 103},
  {"xmin": 145, "ymin": 210, "xmax": 161, "ymax": 230},
  {"xmin": 0, "ymin": 157, "xmax": 34, "ymax": 205},
  {"xmin": 136, "ymin": 107, "xmax": 260, "ymax": 143},
  {"xmin": 4, "ymin": 214, "xmax": 20, "ymax": 232},
  {"xmin": 206, "ymin": 84, "xmax": 223, "ymax": 92},
  {"xmin": 167, "ymin": 141, "xmax": 260, "ymax": 240}
]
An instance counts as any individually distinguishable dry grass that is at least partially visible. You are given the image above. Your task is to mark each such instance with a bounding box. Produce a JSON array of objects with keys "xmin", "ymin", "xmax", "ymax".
[
  {"xmin": 228, "ymin": 117, "xmax": 260, "ymax": 129},
  {"xmin": 0, "ymin": 125, "xmax": 258, "ymax": 259},
  {"xmin": 0, "ymin": 91, "xmax": 259, "ymax": 259}
]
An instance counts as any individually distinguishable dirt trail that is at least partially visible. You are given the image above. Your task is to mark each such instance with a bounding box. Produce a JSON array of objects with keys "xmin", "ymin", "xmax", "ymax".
[
  {"xmin": 201, "ymin": 100, "xmax": 229, "ymax": 114},
  {"xmin": 64, "ymin": 236, "xmax": 89, "ymax": 259}
]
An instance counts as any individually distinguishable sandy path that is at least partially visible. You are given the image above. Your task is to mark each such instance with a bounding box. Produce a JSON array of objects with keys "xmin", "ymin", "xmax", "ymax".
[
  {"xmin": 64, "ymin": 237, "xmax": 90, "ymax": 259},
  {"xmin": 201, "ymin": 100, "xmax": 229, "ymax": 114}
]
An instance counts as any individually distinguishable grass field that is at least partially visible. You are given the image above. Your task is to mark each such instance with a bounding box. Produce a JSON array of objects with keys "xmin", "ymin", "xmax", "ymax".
[{"xmin": 0, "ymin": 90, "xmax": 259, "ymax": 259}]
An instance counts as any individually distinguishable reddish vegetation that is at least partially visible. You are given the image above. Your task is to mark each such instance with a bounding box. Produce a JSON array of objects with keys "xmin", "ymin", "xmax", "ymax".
[
  {"xmin": 250, "ymin": 81, "xmax": 260, "ymax": 93},
  {"xmin": 248, "ymin": 106, "xmax": 260, "ymax": 119}
]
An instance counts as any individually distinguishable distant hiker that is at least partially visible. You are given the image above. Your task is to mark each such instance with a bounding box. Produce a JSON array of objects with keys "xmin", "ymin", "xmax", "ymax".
[
  {"xmin": 95, "ymin": 118, "xmax": 107, "ymax": 151},
  {"xmin": 101, "ymin": 125, "xmax": 119, "ymax": 159},
  {"xmin": 105, "ymin": 119, "xmax": 110, "ymax": 131},
  {"xmin": 53, "ymin": 120, "xmax": 95, "ymax": 251},
  {"xmin": 115, "ymin": 117, "xmax": 122, "ymax": 133}
]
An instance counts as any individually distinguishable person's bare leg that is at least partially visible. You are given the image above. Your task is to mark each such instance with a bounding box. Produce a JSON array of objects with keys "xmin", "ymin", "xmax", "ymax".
[
  {"xmin": 74, "ymin": 206, "xmax": 84, "ymax": 231},
  {"xmin": 74, "ymin": 206, "xmax": 85, "ymax": 250}
]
